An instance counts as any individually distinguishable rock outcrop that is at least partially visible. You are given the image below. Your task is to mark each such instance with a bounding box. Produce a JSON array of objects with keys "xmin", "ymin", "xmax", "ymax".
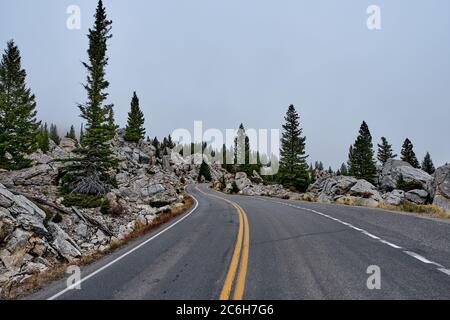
[
  {"xmin": 307, "ymin": 175, "xmax": 382, "ymax": 206},
  {"xmin": 0, "ymin": 183, "xmax": 81, "ymax": 297},
  {"xmin": 432, "ymin": 165, "xmax": 450, "ymax": 212},
  {"xmin": 0, "ymin": 131, "xmax": 200, "ymax": 298},
  {"xmin": 379, "ymin": 159, "xmax": 433, "ymax": 192}
]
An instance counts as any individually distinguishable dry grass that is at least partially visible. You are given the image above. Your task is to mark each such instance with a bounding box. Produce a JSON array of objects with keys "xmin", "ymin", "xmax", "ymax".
[
  {"xmin": 4, "ymin": 196, "xmax": 194, "ymax": 300},
  {"xmin": 301, "ymin": 194, "xmax": 315, "ymax": 202},
  {"xmin": 331, "ymin": 197, "xmax": 450, "ymax": 220},
  {"xmin": 377, "ymin": 202, "xmax": 450, "ymax": 220}
]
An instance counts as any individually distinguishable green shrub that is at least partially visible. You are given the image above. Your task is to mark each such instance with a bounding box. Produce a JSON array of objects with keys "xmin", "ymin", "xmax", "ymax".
[
  {"xmin": 100, "ymin": 199, "xmax": 111, "ymax": 215},
  {"xmin": 198, "ymin": 160, "xmax": 212, "ymax": 182},
  {"xmin": 396, "ymin": 174, "xmax": 423, "ymax": 192},
  {"xmin": 62, "ymin": 194, "xmax": 105, "ymax": 208}
]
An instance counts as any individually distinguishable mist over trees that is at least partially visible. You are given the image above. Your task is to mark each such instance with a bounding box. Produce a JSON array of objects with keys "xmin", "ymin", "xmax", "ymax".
[{"xmin": 0, "ymin": 0, "xmax": 444, "ymax": 198}]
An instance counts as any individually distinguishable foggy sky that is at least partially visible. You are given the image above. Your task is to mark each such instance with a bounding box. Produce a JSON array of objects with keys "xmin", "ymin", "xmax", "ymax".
[{"xmin": 1, "ymin": 0, "xmax": 449, "ymax": 169}]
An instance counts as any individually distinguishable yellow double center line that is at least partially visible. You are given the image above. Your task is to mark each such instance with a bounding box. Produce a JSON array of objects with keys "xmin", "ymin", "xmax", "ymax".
[{"xmin": 195, "ymin": 187, "xmax": 250, "ymax": 300}]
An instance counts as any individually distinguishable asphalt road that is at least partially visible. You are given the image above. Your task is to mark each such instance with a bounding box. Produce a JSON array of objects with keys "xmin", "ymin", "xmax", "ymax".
[{"xmin": 29, "ymin": 184, "xmax": 450, "ymax": 300}]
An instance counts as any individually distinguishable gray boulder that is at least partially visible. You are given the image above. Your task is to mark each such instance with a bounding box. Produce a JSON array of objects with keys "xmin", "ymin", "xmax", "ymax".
[
  {"xmin": 432, "ymin": 165, "xmax": 450, "ymax": 212},
  {"xmin": 405, "ymin": 189, "xmax": 428, "ymax": 205},
  {"xmin": 379, "ymin": 159, "xmax": 433, "ymax": 192},
  {"xmin": 383, "ymin": 189, "xmax": 405, "ymax": 206},
  {"xmin": 47, "ymin": 223, "xmax": 81, "ymax": 261},
  {"xmin": 59, "ymin": 137, "xmax": 77, "ymax": 153},
  {"xmin": 235, "ymin": 172, "xmax": 252, "ymax": 191},
  {"xmin": 349, "ymin": 180, "xmax": 382, "ymax": 202}
]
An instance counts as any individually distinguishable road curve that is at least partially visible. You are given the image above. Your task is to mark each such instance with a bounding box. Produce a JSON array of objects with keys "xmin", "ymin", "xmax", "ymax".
[{"xmin": 29, "ymin": 184, "xmax": 450, "ymax": 300}]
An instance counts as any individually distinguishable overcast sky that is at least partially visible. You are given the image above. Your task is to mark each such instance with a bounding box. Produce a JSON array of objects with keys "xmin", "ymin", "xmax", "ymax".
[{"xmin": 1, "ymin": 0, "xmax": 449, "ymax": 168}]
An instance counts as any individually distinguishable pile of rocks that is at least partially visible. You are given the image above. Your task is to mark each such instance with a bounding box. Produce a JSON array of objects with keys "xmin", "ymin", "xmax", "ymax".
[
  {"xmin": 306, "ymin": 175, "xmax": 382, "ymax": 207},
  {"xmin": 305, "ymin": 159, "xmax": 450, "ymax": 212},
  {"xmin": 211, "ymin": 171, "xmax": 292, "ymax": 198},
  {"xmin": 0, "ymin": 184, "xmax": 81, "ymax": 297},
  {"xmin": 0, "ymin": 131, "xmax": 205, "ymax": 298}
]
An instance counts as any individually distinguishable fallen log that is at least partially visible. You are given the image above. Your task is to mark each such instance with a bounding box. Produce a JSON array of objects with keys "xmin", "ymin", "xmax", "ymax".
[{"xmin": 9, "ymin": 189, "xmax": 113, "ymax": 237}]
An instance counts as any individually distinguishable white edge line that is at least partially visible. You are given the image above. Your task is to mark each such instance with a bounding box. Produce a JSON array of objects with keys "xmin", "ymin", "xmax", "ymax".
[
  {"xmin": 404, "ymin": 251, "xmax": 444, "ymax": 268},
  {"xmin": 257, "ymin": 197, "xmax": 450, "ymax": 276},
  {"xmin": 438, "ymin": 268, "xmax": 450, "ymax": 276},
  {"xmin": 47, "ymin": 193, "xmax": 200, "ymax": 300}
]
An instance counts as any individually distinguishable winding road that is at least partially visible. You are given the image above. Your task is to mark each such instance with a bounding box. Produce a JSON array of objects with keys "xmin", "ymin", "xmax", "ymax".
[{"xmin": 30, "ymin": 184, "xmax": 450, "ymax": 300}]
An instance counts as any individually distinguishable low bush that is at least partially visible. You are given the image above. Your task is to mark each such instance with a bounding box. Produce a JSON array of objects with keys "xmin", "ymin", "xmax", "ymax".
[
  {"xmin": 62, "ymin": 194, "xmax": 108, "ymax": 209},
  {"xmin": 396, "ymin": 174, "xmax": 423, "ymax": 192}
]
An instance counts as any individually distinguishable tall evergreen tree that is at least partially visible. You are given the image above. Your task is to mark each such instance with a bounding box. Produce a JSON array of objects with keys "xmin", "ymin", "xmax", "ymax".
[
  {"xmin": 400, "ymin": 138, "xmax": 420, "ymax": 168},
  {"xmin": 63, "ymin": 0, "xmax": 116, "ymax": 195},
  {"xmin": 152, "ymin": 136, "xmax": 161, "ymax": 158},
  {"xmin": 347, "ymin": 121, "xmax": 377, "ymax": 184},
  {"xmin": 278, "ymin": 105, "xmax": 309, "ymax": 191},
  {"xmin": 37, "ymin": 123, "xmax": 50, "ymax": 153},
  {"xmin": 234, "ymin": 124, "xmax": 252, "ymax": 175},
  {"xmin": 198, "ymin": 160, "xmax": 212, "ymax": 182},
  {"xmin": 339, "ymin": 163, "xmax": 348, "ymax": 176},
  {"xmin": 377, "ymin": 137, "xmax": 397, "ymax": 165},
  {"xmin": 0, "ymin": 40, "xmax": 40, "ymax": 169},
  {"xmin": 314, "ymin": 161, "xmax": 324, "ymax": 171},
  {"xmin": 124, "ymin": 92, "xmax": 145, "ymax": 142},
  {"xmin": 66, "ymin": 125, "xmax": 77, "ymax": 141},
  {"xmin": 421, "ymin": 152, "xmax": 435, "ymax": 174},
  {"xmin": 79, "ymin": 123, "xmax": 84, "ymax": 145},
  {"xmin": 49, "ymin": 124, "xmax": 60, "ymax": 145}
]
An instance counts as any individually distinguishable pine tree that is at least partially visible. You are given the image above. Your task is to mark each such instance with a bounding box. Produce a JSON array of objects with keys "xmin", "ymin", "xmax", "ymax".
[
  {"xmin": 63, "ymin": 0, "xmax": 116, "ymax": 195},
  {"xmin": 37, "ymin": 123, "xmax": 50, "ymax": 153},
  {"xmin": 314, "ymin": 161, "xmax": 324, "ymax": 171},
  {"xmin": 377, "ymin": 137, "xmax": 396, "ymax": 165},
  {"xmin": 421, "ymin": 152, "xmax": 435, "ymax": 174},
  {"xmin": 79, "ymin": 123, "xmax": 84, "ymax": 145},
  {"xmin": 0, "ymin": 40, "xmax": 40, "ymax": 169},
  {"xmin": 198, "ymin": 160, "xmax": 212, "ymax": 182},
  {"xmin": 49, "ymin": 124, "xmax": 61, "ymax": 145},
  {"xmin": 347, "ymin": 121, "xmax": 377, "ymax": 184},
  {"xmin": 166, "ymin": 134, "xmax": 175, "ymax": 149},
  {"xmin": 66, "ymin": 125, "xmax": 77, "ymax": 141},
  {"xmin": 309, "ymin": 164, "xmax": 317, "ymax": 184},
  {"xmin": 340, "ymin": 163, "xmax": 348, "ymax": 176},
  {"xmin": 124, "ymin": 91, "xmax": 145, "ymax": 143},
  {"xmin": 278, "ymin": 105, "xmax": 309, "ymax": 191},
  {"xmin": 400, "ymin": 138, "xmax": 420, "ymax": 168},
  {"xmin": 234, "ymin": 123, "xmax": 252, "ymax": 175},
  {"xmin": 152, "ymin": 136, "xmax": 161, "ymax": 158}
]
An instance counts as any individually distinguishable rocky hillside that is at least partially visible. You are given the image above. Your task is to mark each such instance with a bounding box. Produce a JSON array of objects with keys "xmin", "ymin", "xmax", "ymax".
[{"xmin": 0, "ymin": 130, "xmax": 224, "ymax": 298}]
